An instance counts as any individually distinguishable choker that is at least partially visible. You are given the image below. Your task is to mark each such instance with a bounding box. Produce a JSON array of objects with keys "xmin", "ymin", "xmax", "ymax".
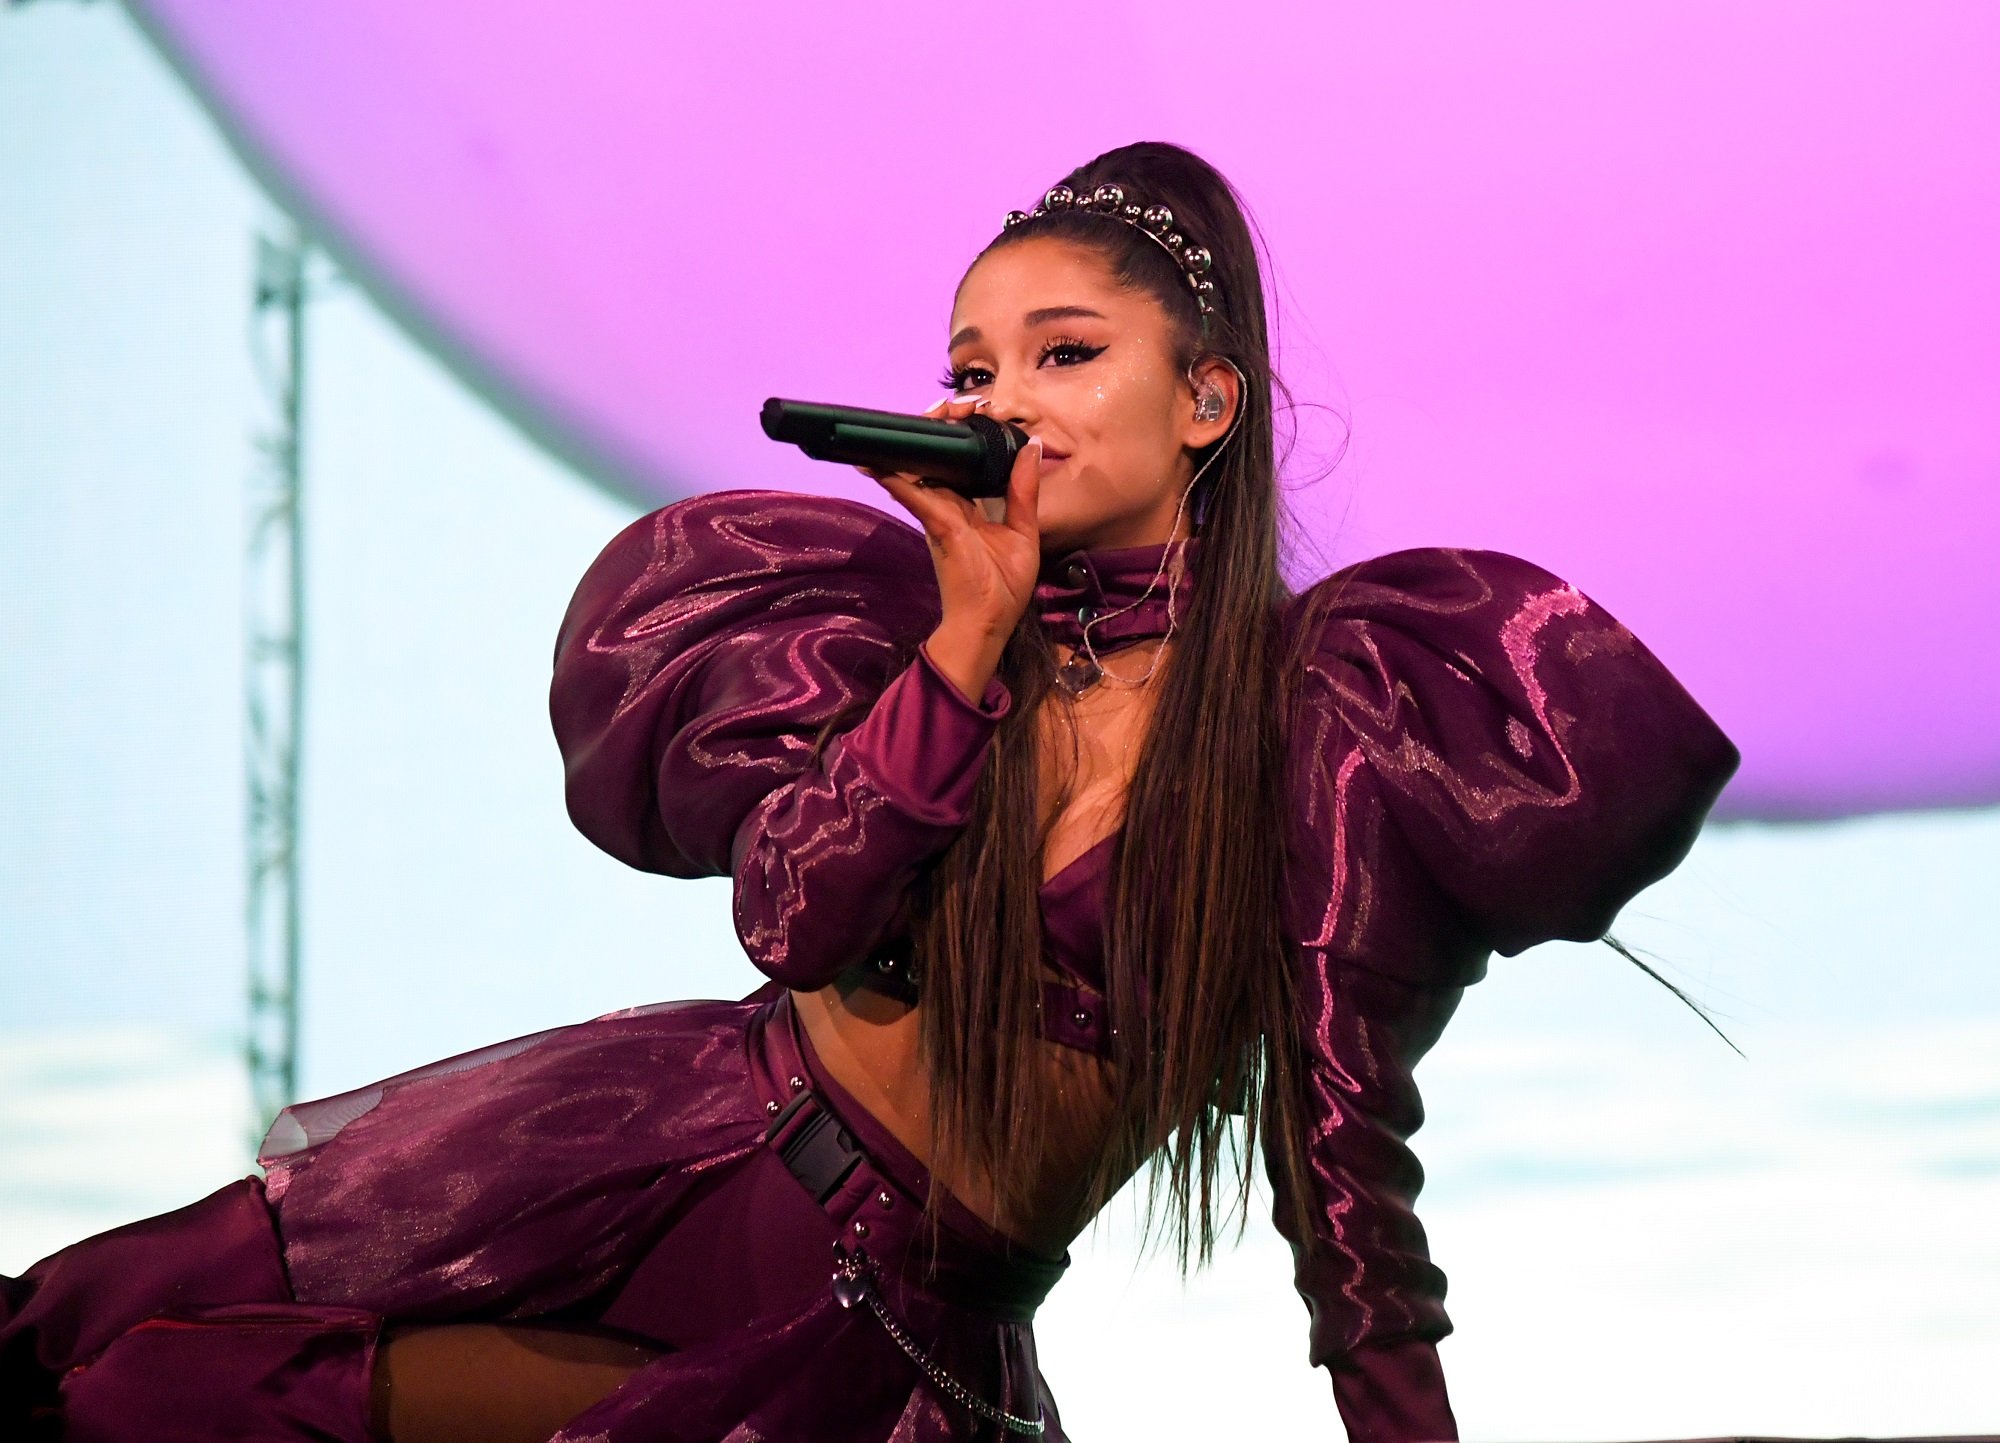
[{"xmin": 1034, "ymin": 537, "xmax": 1199, "ymax": 692}]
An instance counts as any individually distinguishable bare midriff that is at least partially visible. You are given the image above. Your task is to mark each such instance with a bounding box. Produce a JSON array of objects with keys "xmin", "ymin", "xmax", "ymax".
[
  {"xmin": 795, "ymin": 641, "xmax": 1166, "ymax": 1260},
  {"xmin": 793, "ymin": 977, "xmax": 1130, "ymax": 1259}
]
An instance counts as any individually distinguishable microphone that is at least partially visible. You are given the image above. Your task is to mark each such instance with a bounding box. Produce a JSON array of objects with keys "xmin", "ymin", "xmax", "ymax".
[{"xmin": 761, "ymin": 397, "xmax": 1030, "ymax": 499}]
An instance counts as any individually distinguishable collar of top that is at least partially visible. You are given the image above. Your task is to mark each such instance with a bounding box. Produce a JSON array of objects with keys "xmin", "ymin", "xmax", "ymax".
[{"xmin": 1033, "ymin": 536, "xmax": 1201, "ymax": 652}]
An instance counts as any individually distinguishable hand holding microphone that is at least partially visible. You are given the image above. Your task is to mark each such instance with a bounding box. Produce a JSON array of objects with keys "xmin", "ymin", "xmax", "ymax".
[{"xmin": 761, "ymin": 392, "xmax": 1044, "ymax": 702}]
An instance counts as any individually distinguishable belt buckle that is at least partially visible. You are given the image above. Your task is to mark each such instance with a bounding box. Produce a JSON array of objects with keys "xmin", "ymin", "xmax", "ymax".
[{"xmin": 766, "ymin": 1091, "xmax": 863, "ymax": 1205}]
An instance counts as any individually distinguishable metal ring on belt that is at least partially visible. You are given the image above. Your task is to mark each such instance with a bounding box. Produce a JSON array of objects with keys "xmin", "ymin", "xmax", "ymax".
[
  {"xmin": 762, "ymin": 1089, "xmax": 1047, "ymax": 1436},
  {"xmin": 832, "ymin": 1246, "xmax": 1046, "ymax": 1436}
]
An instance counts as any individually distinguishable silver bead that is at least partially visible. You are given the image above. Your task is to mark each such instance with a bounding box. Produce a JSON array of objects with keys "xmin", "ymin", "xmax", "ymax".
[
  {"xmin": 1193, "ymin": 278, "xmax": 1215, "ymax": 297},
  {"xmin": 1183, "ymin": 245, "xmax": 1211, "ymax": 274},
  {"xmin": 852, "ymin": 1221, "xmax": 870, "ymax": 1239},
  {"xmin": 878, "ymin": 1190, "xmax": 894, "ymax": 1207},
  {"xmin": 1142, "ymin": 204, "xmax": 1174, "ymax": 233},
  {"xmin": 765, "ymin": 1099, "xmax": 781, "ymax": 1115},
  {"xmin": 1122, "ymin": 203, "xmax": 1143, "ymax": 220},
  {"xmin": 1044, "ymin": 185, "xmax": 1075, "ymax": 210},
  {"xmin": 788, "ymin": 1075, "xmax": 805, "ymax": 1091},
  {"xmin": 1072, "ymin": 1009, "xmax": 1091, "ymax": 1027},
  {"xmin": 1004, "ymin": 209, "xmax": 1030, "ymax": 228},
  {"xmin": 1091, "ymin": 182, "xmax": 1124, "ymax": 210},
  {"xmin": 1165, "ymin": 232, "xmax": 1183, "ymax": 250}
]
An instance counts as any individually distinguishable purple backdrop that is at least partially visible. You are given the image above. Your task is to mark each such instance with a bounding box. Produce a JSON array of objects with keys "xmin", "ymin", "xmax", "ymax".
[{"xmin": 122, "ymin": 1, "xmax": 2000, "ymax": 821}]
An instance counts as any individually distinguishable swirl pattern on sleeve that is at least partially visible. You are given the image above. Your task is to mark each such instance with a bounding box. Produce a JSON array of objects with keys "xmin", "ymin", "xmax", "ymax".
[
  {"xmin": 1272, "ymin": 547, "xmax": 1739, "ymax": 1431},
  {"xmin": 550, "ymin": 489, "xmax": 1012, "ymax": 989}
]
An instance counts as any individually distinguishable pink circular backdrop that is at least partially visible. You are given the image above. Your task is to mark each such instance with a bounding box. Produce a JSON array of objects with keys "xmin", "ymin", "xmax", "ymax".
[{"xmin": 124, "ymin": 1, "xmax": 2000, "ymax": 821}]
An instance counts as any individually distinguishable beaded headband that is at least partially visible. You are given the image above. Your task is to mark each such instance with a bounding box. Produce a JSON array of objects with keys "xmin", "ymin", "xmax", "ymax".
[{"xmin": 1002, "ymin": 183, "xmax": 1219, "ymax": 322}]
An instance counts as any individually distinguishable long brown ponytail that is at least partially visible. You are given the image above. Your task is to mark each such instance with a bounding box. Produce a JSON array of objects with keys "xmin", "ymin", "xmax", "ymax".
[{"xmin": 912, "ymin": 141, "xmax": 1321, "ymax": 1271}]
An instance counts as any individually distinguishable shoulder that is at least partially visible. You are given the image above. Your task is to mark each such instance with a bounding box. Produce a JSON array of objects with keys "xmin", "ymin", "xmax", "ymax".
[
  {"xmin": 1276, "ymin": 544, "xmax": 1740, "ymax": 957},
  {"xmin": 585, "ymin": 487, "xmax": 933, "ymax": 603},
  {"xmin": 622, "ymin": 487, "xmax": 927, "ymax": 569},
  {"xmin": 551, "ymin": 491, "xmax": 941, "ymax": 877},
  {"xmin": 556, "ymin": 488, "xmax": 942, "ymax": 659},
  {"xmin": 1278, "ymin": 545, "xmax": 1606, "ymax": 711},
  {"xmin": 1281, "ymin": 546, "xmax": 1585, "ymax": 651}
]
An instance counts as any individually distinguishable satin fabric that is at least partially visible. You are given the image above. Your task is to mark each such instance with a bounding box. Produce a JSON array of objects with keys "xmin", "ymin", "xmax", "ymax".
[
  {"xmin": 1, "ymin": 989, "xmax": 1070, "ymax": 1441},
  {"xmin": 547, "ymin": 489, "xmax": 1739, "ymax": 1435},
  {"xmin": 1, "ymin": 487, "xmax": 1738, "ymax": 1441}
]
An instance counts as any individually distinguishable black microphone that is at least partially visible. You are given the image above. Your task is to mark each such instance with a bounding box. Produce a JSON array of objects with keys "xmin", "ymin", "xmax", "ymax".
[{"xmin": 760, "ymin": 397, "xmax": 1030, "ymax": 499}]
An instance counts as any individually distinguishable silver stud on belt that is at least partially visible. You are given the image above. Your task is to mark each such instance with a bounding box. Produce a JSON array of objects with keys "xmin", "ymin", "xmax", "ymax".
[{"xmin": 831, "ymin": 1250, "xmax": 1046, "ymax": 1436}]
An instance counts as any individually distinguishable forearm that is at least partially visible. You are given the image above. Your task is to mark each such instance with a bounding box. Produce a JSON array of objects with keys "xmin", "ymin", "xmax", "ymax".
[{"xmin": 732, "ymin": 645, "xmax": 1010, "ymax": 987}]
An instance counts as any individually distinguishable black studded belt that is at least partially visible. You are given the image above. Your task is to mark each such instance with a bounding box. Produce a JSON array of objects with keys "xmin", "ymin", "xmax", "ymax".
[{"xmin": 747, "ymin": 991, "xmax": 1065, "ymax": 1435}]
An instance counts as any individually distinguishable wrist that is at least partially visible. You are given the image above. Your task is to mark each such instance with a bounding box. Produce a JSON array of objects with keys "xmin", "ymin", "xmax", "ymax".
[
  {"xmin": 1329, "ymin": 1338, "xmax": 1457, "ymax": 1443},
  {"xmin": 922, "ymin": 621, "xmax": 1007, "ymax": 705}
]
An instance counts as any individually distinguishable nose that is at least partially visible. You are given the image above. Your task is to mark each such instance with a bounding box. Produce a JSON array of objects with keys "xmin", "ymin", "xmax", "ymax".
[
  {"xmin": 977, "ymin": 374, "xmax": 1035, "ymax": 432},
  {"xmin": 984, "ymin": 398, "xmax": 1035, "ymax": 436}
]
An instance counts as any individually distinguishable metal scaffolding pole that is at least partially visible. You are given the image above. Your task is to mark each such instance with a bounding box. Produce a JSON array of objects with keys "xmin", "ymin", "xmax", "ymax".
[{"xmin": 245, "ymin": 223, "xmax": 312, "ymax": 1144}]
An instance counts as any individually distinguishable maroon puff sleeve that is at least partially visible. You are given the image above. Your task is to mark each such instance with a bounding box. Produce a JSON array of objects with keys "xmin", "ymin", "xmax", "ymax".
[
  {"xmin": 1289, "ymin": 547, "xmax": 1742, "ymax": 960},
  {"xmin": 1275, "ymin": 547, "xmax": 1741, "ymax": 1441},
  {"xmin": 550, "ymin": 489, "xmax": 1011, "ymax": 989}
]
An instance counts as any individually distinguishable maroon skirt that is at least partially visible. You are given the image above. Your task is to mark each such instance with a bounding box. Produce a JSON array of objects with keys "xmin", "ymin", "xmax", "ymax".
[{"xmin": 0, "ymin": 985, "xmax": 1071, "ymax": 1441}]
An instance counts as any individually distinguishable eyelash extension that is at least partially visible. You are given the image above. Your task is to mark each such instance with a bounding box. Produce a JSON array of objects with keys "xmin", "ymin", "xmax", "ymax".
[{"xmin": 938, "ymin": 336, "xmax": 1106, "ymax": 393}]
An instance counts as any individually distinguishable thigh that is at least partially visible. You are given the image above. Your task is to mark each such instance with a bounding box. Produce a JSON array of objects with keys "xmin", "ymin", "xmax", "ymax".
[{"xmin": 371, "ymin": 1324, "xmax": 662, "ymax": 1443}]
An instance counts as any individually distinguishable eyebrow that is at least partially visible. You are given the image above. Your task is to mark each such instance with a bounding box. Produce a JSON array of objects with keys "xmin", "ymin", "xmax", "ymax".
[{"xmin": 948, "ymin": 305, "xmax": 1107, "ymax": 351}]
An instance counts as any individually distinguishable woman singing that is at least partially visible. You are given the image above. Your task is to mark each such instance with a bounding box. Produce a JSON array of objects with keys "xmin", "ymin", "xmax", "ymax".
[{"xmin": 0, "ymin": 140, "xmax": 1740, "ymax": 1443}]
